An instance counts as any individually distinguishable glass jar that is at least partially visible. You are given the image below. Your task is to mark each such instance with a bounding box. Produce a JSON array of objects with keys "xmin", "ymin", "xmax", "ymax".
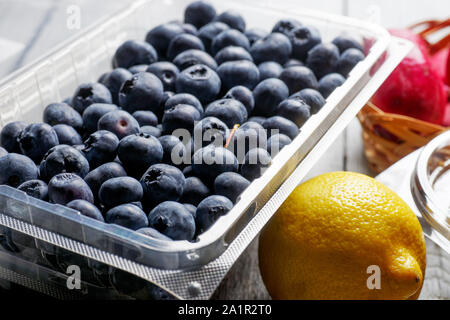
[{"xmin": 411, "ymin": 130, "xmax": 450, "ymax": 248}]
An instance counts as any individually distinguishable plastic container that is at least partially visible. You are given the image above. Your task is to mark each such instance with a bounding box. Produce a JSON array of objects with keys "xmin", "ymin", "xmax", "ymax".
[{"xmin": 0, "ymin": 0, "xmax": 411, "ymax": 299}]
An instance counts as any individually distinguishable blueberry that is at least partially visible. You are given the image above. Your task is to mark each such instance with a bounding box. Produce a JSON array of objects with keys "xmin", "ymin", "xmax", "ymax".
[
  {"xmin": 198, "ymin": 22, "xmax": 229, "ymax": 53},
  {"xmin": 276, "ymin": 98, "xmax": 311, "ymax": 127},
  {"xmin": 252, "ymin": 78, "xmax": 289, "ymax": 117},
  {"xmin": 118, "ymin": 133, "xmax": 163, "ymax": 178},
  {"xmin": 214, "ymin": 46, "xmax": 253, "ymax": 65},
  {"xmin": 165, "ymin": 93, "xmax": 204, "ymax": 114},
  {"xmin": 167, "ymin": 33, "xmax": 205, "ymax": 60},
  {"xmin": 118, "ymin": 72, "xmax": 164, "ymax": 115},
  {"xmin": 262, "ymin": 116, "xmax": 299, "ymax": 140},
  {"xmin": 82, "ymin": 130, "xmax": 119, "ymax": 169},
  {"xmin": 244, "ymin": 28, "xmax": 268, "ymax": 46},
  {"xmin": 67, "ymin": 199, "xmax": 104, "ymax": 222},
  {"xmin": 272, "ymin": 19, "xmax": 302, "ymax": 36},
  {"xmin": 19, "ymin": 123, "xmax": 59, "ymax": 163},
  {"xmin": 184, "ymin": 1, "xmax": 217, "ymax": 29},
  {"xmin": 140, "ymin": 125, "xmax": 162, "ymax": 138},
  {"xmin": 289, "ymin": 25, "xmax": 321, "ymax": 61},
  {"xmin": 43, "ymin": 103, "xmax": 83, "ymax": 132},
  {"xmin": 332, "ymin": 34, "xmax": 363, "ymax": 54},
  {"xmin": 148, "ymin": 201, "xmax": 195, "ymax": 240},
  {"xmin": 132, "ymin": 110, "xmax": 158, "ymax": 127},
  {"xmin": 99, "ymin": 68, "xmax": 133, "ymax": 105},
  {"xmin": 183, "ymin": 165, "xmax": 194, "ymax": 178},
  {"xmin": 82, "ymin": 103, "xmax": 118, "ymax": 135},
  {"xmin": 97, "ymin": 110, "xmax": 140, "ymax": 140},
  {"xmin": 180, "ymin": 23, "xmax": 198, "ymax": 35},
  {"xmin": 267, "ymin": 133, "xmax": 292, "ymax": 157},
  {"xmin": 214, "ymin": 172, "xmax": 250, "ymax": 203},
  {"xmin": 136, "ymin": 227, "xmax": 172, "ymax": 241},
  {"xmin": 211, "ymin": 29, "xmax": 250, "ymax": 56},
  {"xmin": 145, "ymin": 23, "xmax": 185, "ymax": 57},
  {"xmin": 99, "ymin": 177, "xmax": 143, "ymax": 209},
  {"xmin": 105, "ymin": 203, "xmax": 148, "ymax": 230},
  {"xmin": 0, "ymin": 121, "xmax": 27, "ymax": 153},
  {"xmin": 0, "ymin": 147, "xmax": 7, "ymax": 157},
  {"xmin": 240, "ymin": 148, "xmax": 272, "ymax": 181},
  {"xmin": 279, "ymin": 66, "xmax": 318, "ymax": 94},
  {"xmin": 140, "ymin": 163, "xmax": 185, "ymax": 209},
  {"xmin": 17, "ymin": 179, "xmax": 48, "ymax": 201},
  {"xmin": 162, "ymin": 104, "xmax": 201, "ymax": 134},
  {"xmin": 179, "ymin": 176, "xmax": 211, "ymax": 206},
  {"xmin": 173, "ymin": 49, "xmax": 218, "ymax": 71},
  {"xmin": 192, "ymin": 145, "xmax": 238, "ymax": 184},
  {"xmin": 39, "ymin": 145, "xmax": 89, "ymax": 181},
  {"xmin": 228, "ymin": 121, "xmax": 267, "ymax": 163},
  {"xmin": 128, "ymin": 64, "xmax": 149, "ymax": 74},
  {"xmin": 306, "ymin": 43, "xmax": 340, "ymax": 79},
  {"xmin": 183, "ymin": 204, "xmax": 197, "ymax": 218},
  {"xmin": 217, "ymin": 60, "xmax": 259, "ymax": 91},
  {"xmin": 158, "ymin": 135, "xmax": 186, "ymax": 167},
  {"xmin": 223, "ymin": 86, "xmax": 254, "ymax": 115},
  {"xmin": 258, "ymin": 61, "xmax": 283, "ymax": 81},
  {"xmin": 318, "ymin": 73, "xmax": 346, "ymax": 98},
  {"xmin": 48, "ymin": 173, "xmax": 93, "ymax": 205},
  {"xmin": 284, "ymin": 59, "xmax": 304, "ymax": 68},
  {"xmin": 204, "ymin": 99, "xmax": 247, "ymax": 128},
  {"xmin": 336, "ymin": 48, "xmax": 365, "ymax": 77},
  {"xmin": 251, "ymin": 33, "xmax": 292, "ymax": 65},
  {"xmin": 84, "ymin": 162, "xmax": 127, "ymax": 202},
  {"xmin": 191, "ymin": 116, "xmax": 229, "ymax": 150},
  {"xmin": 195, "ymin": 195, "xmax": 233, "ymax": 233},
  {"xmin": 175, "ymin": 64, "xmax": 221, "ymax": 104},
  {"xmin": 213, "ymin": 10, "xmax": 245, "ymax": 32},
  {"xmin": 53, "ymin": 124, "xmax": 83, "ymax": 146},
  {"xmin": 248, "ymin": 116, "xmax": 266, "ymax": 126},
  {"xmin": 71, "ymin": 82, "xmax": 112, "ymax": 114},
  {"xmin": 289, "ymin": 88, "xmax": 325, "ymax": 114},
  {"xmin": 146, "ymin": 62, "xmax": 179, "ymax": 92},
  {"xmin": 113, "ymin": 40, "xmax": 158, "ymax": 69}
]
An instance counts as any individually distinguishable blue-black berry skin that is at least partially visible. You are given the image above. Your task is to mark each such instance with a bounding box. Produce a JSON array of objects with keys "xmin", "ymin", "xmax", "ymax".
[
  {"xmin": 173, "ymin": 49, "xmax": 218, "ymax": 71},
  {"xmin": 18, "ymin": 123, "xmax": 59, "ymax": 163},
  {"xmin": 39, "ymin": 145, "xmax": 90, "ymax": 182},
  {"xmin": 82, "ymin": 130, "xmax": 119, "ymax": 169},
  {"xmin": 84, "ymin": 162, "xmax": 127, "ymax": 202},
  {"xmin": 148, "ymin": 201, "xmax": 195, "ymax": 240},
  {"xmin": 48, "ymin": 173, "xmax": 94, "ymax": 205},
  {"xmin": 43, "ymin": 103, "xmax": 83, "ymax": 132},
  {"xmin": 97, "ymin": 110, "xmax": 140, "ymax": 140},
  {"xmin": 175, "ymin": 64, "xmax": 221, "ymax": 105},
  {"xmin": 0, "ymin": 121, "xmax": 27, "ymax": 153},
  {"xmin": 118, "ymin": 72, "xmax": 164, "ymax": 115},
  {"xmin": 105, "ymin": 203, "xmax": 148, "ymax": 231},
  {"xmin": 71, "ymin": 82, "xmax": 112, "ymax": 115},
  {"xmin": 117, "ymin": 133, "xmax": 163, "ymax": 178},
  {"xmin": 112, "ymin": 40, "xmax": 158, "ymax": 69},
  {"xmin": 99, "ymin": 176, "xmax": 143, "ymax": 209},
  {"xmin": 289, "ymin": 88, "xmax": 325, "ymax": 114},
  {"xmin": 67, "ymin": 199, "xmax": 104, "ymax": 222},
  {"xmin": 18, "ymin": 179, "xmax": 49, "ymax": 201},
  {"xmin": 195, "ymin": 195, "xmax": 233, "ymax": 233},
  {"xmin": 252, "ymin": 78, "xmax": 289, "ymax": 117},
  {"xmin": 318, "ymin": 73, "xmax": 346, "ymax": 98},
  {"xmin": 184, "ymin": 1, "xmax": 217, "ymax": 29},
  {"xmin": 306, "ymin": 43, "xmax": 340, "ymax": 79},
  {"xmin": 214, "ymin": 172, "xmax": 250, "ymax": 203},
  {"xmin": 250, "ymin": 33, "xmax": 292, "ymax": 65}
]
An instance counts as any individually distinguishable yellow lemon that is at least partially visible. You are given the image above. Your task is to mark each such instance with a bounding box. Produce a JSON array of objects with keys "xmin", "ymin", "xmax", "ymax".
[{"xmin": 259, "ymin": 171, "xmax": 426, "ymax": 300}]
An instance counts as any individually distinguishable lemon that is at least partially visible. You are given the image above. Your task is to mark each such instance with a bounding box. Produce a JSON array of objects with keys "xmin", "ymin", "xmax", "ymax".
[{"xmin": 259, "ymin": 171, "xmax": 426, "ymax": 300}]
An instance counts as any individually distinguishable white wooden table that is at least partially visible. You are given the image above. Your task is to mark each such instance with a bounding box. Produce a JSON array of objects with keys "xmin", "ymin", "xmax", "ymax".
[{"xmin": 0, "ymin": 0, "xmax": 448, "ymax": 300}]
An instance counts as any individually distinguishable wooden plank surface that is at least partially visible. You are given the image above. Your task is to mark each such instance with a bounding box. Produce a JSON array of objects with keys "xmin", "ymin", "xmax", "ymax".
[{"xmin": 0, "ymin": 0, "xmax": 448, "ymax": 300}]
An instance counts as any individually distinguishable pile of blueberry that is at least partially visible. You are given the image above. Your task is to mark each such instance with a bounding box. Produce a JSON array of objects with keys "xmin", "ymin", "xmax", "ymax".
[{"xmin": 0, "ymin": 1, "xmax": 365, "ymax": 244}]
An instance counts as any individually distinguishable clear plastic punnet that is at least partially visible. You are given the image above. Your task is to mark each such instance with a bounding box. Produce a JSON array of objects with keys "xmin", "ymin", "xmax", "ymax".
[{"xmin": 0, "ymin": 0, "xmax": 411, "ymax": 299}]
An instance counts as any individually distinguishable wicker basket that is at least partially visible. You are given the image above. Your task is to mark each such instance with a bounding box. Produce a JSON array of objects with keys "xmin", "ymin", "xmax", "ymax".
[{"xmin": 358, "ymin": 19, "xmax": 450, "ymax": 173}]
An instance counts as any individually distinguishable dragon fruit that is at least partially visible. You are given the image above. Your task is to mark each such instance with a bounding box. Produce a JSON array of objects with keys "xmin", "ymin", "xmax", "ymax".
[{"xmin": 371, "ymin": 28, "xmax": 447, "ymax": 125}]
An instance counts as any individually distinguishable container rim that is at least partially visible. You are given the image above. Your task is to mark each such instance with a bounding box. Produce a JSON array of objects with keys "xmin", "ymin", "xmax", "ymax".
[{"xmin": 412, "ymin": 129, "xmax": 450, "ymax": 241}]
